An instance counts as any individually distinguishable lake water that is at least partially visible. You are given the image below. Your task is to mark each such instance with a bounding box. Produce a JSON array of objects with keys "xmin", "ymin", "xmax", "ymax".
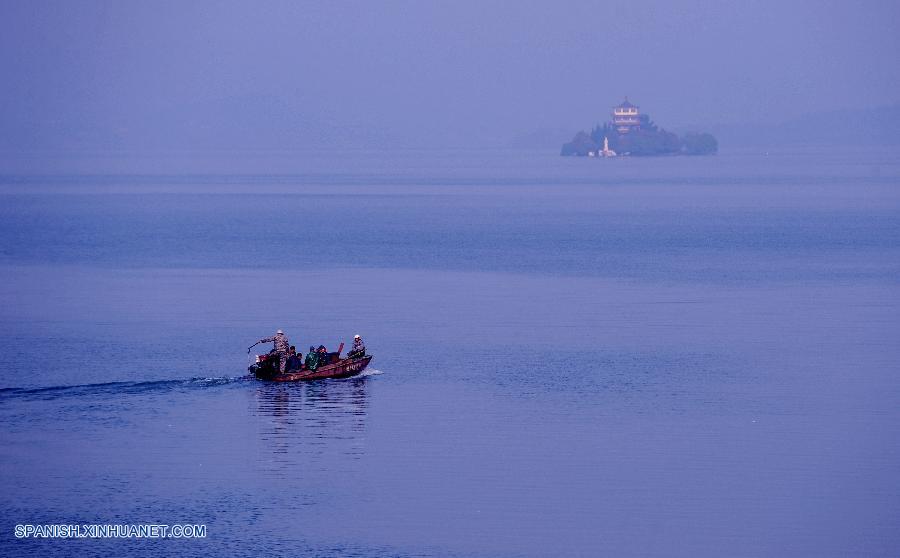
[{"xmin": 1, "ymin": 149, "xmax": 899, "ymax": 556}]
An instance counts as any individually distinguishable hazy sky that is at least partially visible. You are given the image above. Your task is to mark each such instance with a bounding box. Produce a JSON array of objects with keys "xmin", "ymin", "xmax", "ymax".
[{"xmin": 2, "ymin": 0, "xmax": 898, "ymax": 151}]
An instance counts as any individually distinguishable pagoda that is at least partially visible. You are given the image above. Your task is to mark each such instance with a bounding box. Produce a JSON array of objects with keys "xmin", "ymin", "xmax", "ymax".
[{"xmin": 613, "ymin": 98, "xmax": 640, "ymax": 134}]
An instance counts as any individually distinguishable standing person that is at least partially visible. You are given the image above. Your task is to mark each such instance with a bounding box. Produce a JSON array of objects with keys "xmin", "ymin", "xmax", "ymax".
[
  {"xmin": 256, "ymin": 330, "xmax": 291, "ymax": 373},
  {"xmin": 348, "ymin": 334, "xmax": 366, "ymax": 358}
]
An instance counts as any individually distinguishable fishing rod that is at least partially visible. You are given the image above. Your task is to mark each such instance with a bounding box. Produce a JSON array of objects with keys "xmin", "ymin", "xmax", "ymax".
[{"xmin": 247, "ymin": 340, "xmax": 262, "ymax": 368}]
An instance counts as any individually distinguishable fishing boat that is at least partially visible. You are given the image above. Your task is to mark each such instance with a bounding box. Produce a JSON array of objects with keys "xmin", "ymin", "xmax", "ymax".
[{"xmin": 249, "ymin": 349, "xmax": 373, "ymax": 382}]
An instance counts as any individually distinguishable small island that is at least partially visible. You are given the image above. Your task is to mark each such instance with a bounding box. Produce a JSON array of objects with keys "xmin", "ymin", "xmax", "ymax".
[{"xmin": 561, "ymin": 98, "xmax": 718, "ymax": 157}]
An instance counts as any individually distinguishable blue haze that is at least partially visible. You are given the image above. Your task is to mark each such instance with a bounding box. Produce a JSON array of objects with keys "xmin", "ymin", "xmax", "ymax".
[
  {"xmin": 2, "ymin": 1, "xmax": 900, "ymax": 556},
  {"xmin": 1, "ymin": 1, "xmax": 899, "ymax": 156}
]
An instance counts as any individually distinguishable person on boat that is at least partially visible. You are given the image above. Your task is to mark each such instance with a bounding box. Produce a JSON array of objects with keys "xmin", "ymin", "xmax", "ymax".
[
  {"xmin": 304, "ymin": 345, "xmax": 319, "ymax": 371},
  {"xmin": 286, "ymin": 346, "xmax": 302, "ymax": 371},
  {"xmin": 348, "ymin": 334, "xmax": 366, "ymax": 358},
  {"xmin": 256, "ymin": 330, "xmax": 291, "ymax": 373},
  {"xmin": 317, "ymin": 345, "xmax": 330, "ymax": 365}
]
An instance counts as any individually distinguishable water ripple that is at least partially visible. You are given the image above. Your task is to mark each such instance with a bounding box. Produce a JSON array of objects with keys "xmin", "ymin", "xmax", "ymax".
[{"xmin": 0, "ymin": 375, "xmax": 253, "ymax": 402}]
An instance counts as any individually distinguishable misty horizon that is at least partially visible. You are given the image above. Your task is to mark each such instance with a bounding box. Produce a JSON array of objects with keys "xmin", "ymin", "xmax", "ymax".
[{"xmin": 2, "ymin": 1, "xmax": 899, "ymax": 156}]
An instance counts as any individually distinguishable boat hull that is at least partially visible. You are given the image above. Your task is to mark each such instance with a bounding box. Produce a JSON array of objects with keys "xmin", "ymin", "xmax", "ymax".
[{"xmin": 251, "ymin": 355, "xmax": 373, "ymax": 382}]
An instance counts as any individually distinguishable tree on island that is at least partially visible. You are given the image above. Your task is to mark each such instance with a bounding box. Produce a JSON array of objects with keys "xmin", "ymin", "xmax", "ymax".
[
  {"xmin": 560, "ymin": 130, "xmax": 599, "ymax": 156},
  {"xmin": 561, "ymin": 112, "xmax": 717, "ymax": 157},
  {"xmin": 681, "ymin": 132, "xmax": 718, "ymax": 155}
]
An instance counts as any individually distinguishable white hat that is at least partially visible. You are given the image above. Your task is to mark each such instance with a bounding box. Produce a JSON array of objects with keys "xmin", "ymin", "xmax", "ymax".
[
  {"xmin": 354, "ymin": 334, "xmax": 360, "ymax": 339},
  {"xmin": 276, "ymin": 330, "xmax": 284, "ymax": 334}
]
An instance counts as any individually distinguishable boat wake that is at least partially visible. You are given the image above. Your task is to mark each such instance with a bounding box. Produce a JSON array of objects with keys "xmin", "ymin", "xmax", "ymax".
[
  {"xmin": 0, "ymin": 375, "xmax": 254, "ymax": 402},
  {"xmin": 0, "ymin": 368, "xmax": 384, "ymax": 402},
  {"xmin": 353, "ymin": 368, "xmax": 383, "ymax": 378}
]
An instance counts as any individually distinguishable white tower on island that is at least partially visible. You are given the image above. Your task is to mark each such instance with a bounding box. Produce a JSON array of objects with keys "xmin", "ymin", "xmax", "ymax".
[{"xmin": 601, "ymin": 136, "xmax": 617, "ymax": 157}]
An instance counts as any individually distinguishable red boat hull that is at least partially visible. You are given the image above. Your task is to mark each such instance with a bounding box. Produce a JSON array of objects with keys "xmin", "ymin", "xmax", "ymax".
[{"xmin": 253, "ymin": 355, "xmax": 373, "ymax": 382}]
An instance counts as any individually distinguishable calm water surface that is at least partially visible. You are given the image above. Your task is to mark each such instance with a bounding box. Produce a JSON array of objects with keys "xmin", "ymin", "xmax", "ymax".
[{"xmin": 1, "ymin": 149, "xmax": 899, "ymax": 556}]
